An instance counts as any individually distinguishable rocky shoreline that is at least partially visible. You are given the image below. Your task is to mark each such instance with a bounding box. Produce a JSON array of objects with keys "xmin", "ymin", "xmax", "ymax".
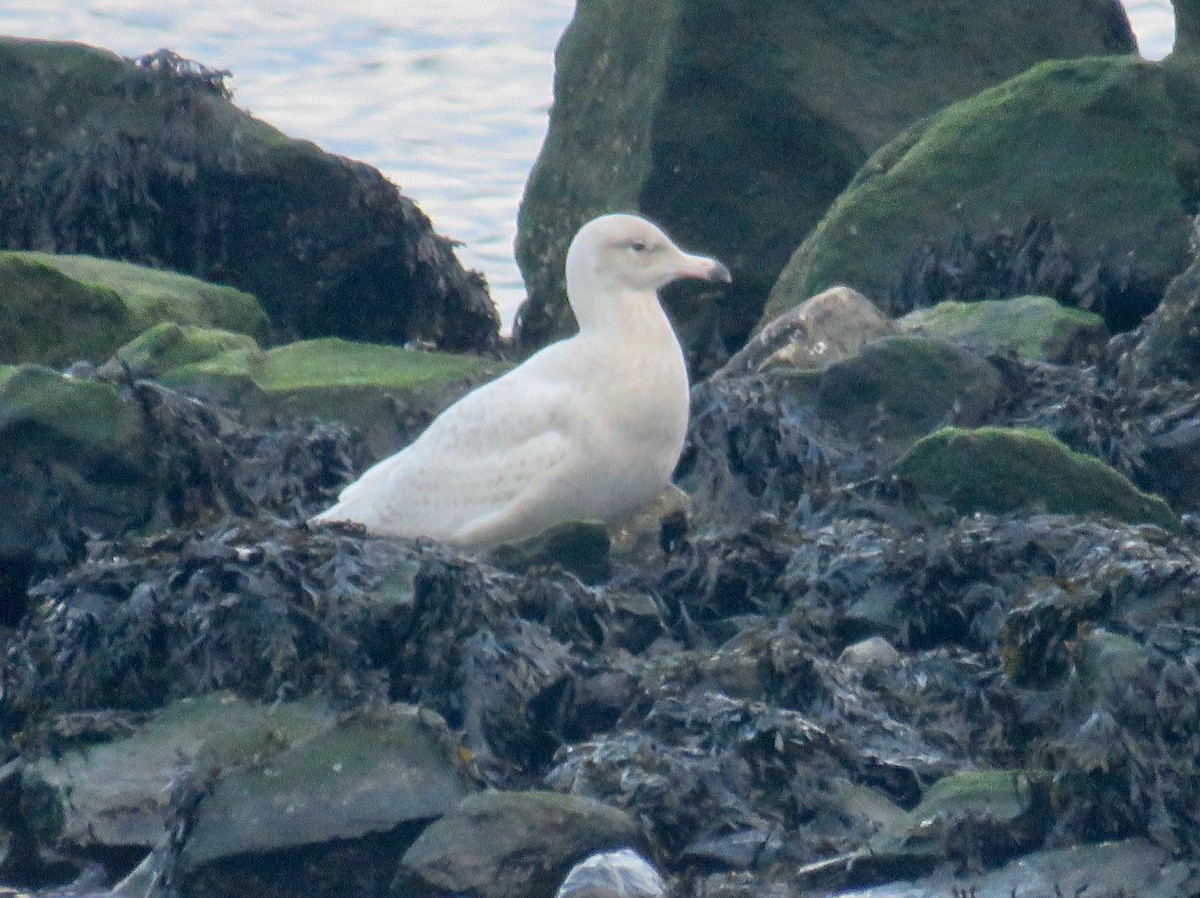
[{"xmin": 3, "ymin": 4, "xmax": 1200, "ymax": 898}]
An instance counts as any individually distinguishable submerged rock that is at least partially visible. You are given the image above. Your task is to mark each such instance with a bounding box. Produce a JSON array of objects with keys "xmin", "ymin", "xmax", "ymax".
[
  {"xmin": 515, "ymin": 0, "xmax": 1133, "ymax": 356},
  {"xmin": 0, "ymin": 39, "xmax": 497, "ymax": 351},
  {"xmin": 767, "ymin": 56, "xmax": 1198, "ymax": 331}
]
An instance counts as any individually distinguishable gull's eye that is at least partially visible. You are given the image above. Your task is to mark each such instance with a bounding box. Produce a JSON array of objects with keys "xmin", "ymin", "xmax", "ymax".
[{"xmin": 630, "ymin": 240, "xmax": 647, "ymax": 253}]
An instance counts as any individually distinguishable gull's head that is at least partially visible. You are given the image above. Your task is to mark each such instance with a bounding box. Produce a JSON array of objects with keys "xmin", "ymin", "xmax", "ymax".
[{"xmin": 565, "ymin": 213, "xmax": 731, "ymax": 327}]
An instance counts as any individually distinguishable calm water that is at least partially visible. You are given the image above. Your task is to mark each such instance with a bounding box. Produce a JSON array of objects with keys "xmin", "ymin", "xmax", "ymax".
[{"xmin": 0, "ymin": 0, "xmax": 1176, "ymax": 328}]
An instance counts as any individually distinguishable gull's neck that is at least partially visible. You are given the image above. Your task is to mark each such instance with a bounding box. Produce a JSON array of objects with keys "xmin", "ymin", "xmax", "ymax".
[{"xmin": 570, "ymin": 279, "xmax": 674, "ymax": 342}]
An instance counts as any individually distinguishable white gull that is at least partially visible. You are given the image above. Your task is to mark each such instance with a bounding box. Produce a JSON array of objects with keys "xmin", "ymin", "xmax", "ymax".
[{"xmin": 310, "ymin": 213, "xmax": 731, "ymax": 548}]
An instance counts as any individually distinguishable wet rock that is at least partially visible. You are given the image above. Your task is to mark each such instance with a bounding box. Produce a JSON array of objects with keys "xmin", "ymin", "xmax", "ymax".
[
  {"xmin": 837, "ymin": 637, "xmax": 901, "ymax": 670},
  {"xmin": 6, "ymin": 698, "xmax": 476, "ymax": 898},
  {"xmin": 1, "ymin": 522, "xmax": 413, "ymax": 723},
  {"xmin": 545, "ymin": 684, "xmax": 883, "ymax": 866},
  {"xmin": 801, "ymin": 838, "xmax": 1193, "ymax": 898},
  {"xmin": 608, "ymin": 485, "xmax": 692, "ymax": 562},
  {"xmin": 491, "ymin": 521, "xmax": 612, "ymax": 584},
  {"xmin": 98, "ymin": 323, "xmax": 259, "ymax": 383},
  {"xmin": 718, "ymin": 286, "xmax": 894, "ymax": 378},
  {"xmin": 794, "ymin": 770, "xmax": 1050, "ymax": 890},
  {"xmin": 395, "ymin": 790, "xmax": 639, "ymax": 898},
  {"xmin": 1124, "ymin": 251, "xmax": 1200, "ymax": 382},
  {"xmin": 767, "ymin": 56, "xmax": 1197, "ymax": 332},
  {"xmin": 1000, "ymin": 580, "xmax": 1111, "ymax": 687},
  {"xmin": 515, "ymin": 0, "xmax": 1133, "ymax": 356},
  {"xmin": 680, "ymin": 372, "xmax": 842, "ymax": 525},
  {"xmin": 817, "ymin": 337, "xmax": 1004, "ymax": 455},
  {"xmin": 1141, "ymin": 418, "xmax": 1200, "ymax": 512},
  {"xmin": 459, "ymin": 620, "xmax": 580, "ymax": 773},
  {"xmin": 555, "ymin": 848, "xmax": 664, "ymax": 898},
  {"xmin": 893, "ymin": 426, "xmax": 1179, "ymax": 528},
  {"xmin": 0, "ymin": 40, "xmax": 497, "ymax": 351},
  {"xmin": 158, "ymin": 337, "xmax": 506, "ymax": 457},
  {"xmin": 897, "ymin": 295, "xmax": 1108, "ymax": 364}
]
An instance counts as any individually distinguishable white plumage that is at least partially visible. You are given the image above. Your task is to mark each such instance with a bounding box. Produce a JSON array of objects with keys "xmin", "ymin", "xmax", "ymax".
[{"xmin": 310, "ymin": 213, "xmax": 731, "ymax": 548}]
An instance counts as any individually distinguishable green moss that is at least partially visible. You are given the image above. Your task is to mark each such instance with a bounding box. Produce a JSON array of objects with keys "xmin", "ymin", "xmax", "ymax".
[
  {"xmin": 0, "ymin": 37, "xmax": 127, "ymax": 156},
  {"xmin": 894, "ymin": 426, "xmax": 1179, "ymax": 528},
  {"xmin": 766, "ymin": 56, "xmax": 1194, "ymax": 324},
  {"xmin": 254, "ymin": 338, "xmax": 493, "ymax": 392},
  {"xmin": 898, "ymin": 295, "xmax": 1108, "ymax": 362},
  {"xmin": 0, "ymin": 254, "xmax": 130, "ymax": 366},
  {"xmin": 912, "ymin": 770, "xmax": 1036, "ymax": 821},
  {"xmin": 166, "ymin": 338, "xmax": 499, "ymax": 397},
  {"xmin": 161, "ymin": 338, "xmax": 507, "ymax": 455},
  {"xmin": 17, "ymin": 252, "xmax": 268, "ymax": 339},
  {"xmin": 106, "ymin": 322, "xmax": 260, "ymax": 380},
  {"xmin": 0, "ymin": 364, "xmax": 142, "ymax": 449},
  {"xmin": 0, "ymin": 251, "xmax": 268, "ymax": 366}
]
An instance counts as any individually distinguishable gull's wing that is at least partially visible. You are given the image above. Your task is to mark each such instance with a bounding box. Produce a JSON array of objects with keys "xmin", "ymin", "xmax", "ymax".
[{"xmin": 312, "ymin": 355, "xmax": 581, "ymax": 544}]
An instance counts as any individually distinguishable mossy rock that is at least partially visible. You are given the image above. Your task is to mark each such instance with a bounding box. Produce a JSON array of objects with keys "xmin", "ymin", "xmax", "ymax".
[
  {"xmin": 0, "ymin": 38, "xmax": 497, "ymax": 352},
  {"xmin": 398, "ymin": 790, "xmax": 639, "ymax": 898},
  {"xmin": 894, "ymin": 426, "xmax": 1179, "ymax": 528},
  {"xmin": 101, "ymin": 322, "xmax": 261, "ymax": 381},
  {"xmin": 766, "ymin": 56, "xmax": 1199, "ymax": 332},
  {"xmin": 0, "ymin": 251, "xmax": 267, "ymax": 367},
  {"xmin": 0, "ymin": 363, "xmax": 145, "ymax": 451},
  {"xmin": 898, "ymin": 295, "xmax": 1108, "ymax": 364},
  {"xmin": 816, "ymin": 335, "xmax": 1003, "ymax": 453},
  {"xmin": 515, "ymin": 0, "xmax": 1134, "ymax": 356},
  {"xmin": 162, "ymin": 337, "xmax": 508, "ymax": 456},
  {"xmin": 864, "ymin": 770, "xmax": 1048, "ymax": 859},
  {"xmin": 0, "ymin": 253, "xmax": 128, "ymax": 366}
]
